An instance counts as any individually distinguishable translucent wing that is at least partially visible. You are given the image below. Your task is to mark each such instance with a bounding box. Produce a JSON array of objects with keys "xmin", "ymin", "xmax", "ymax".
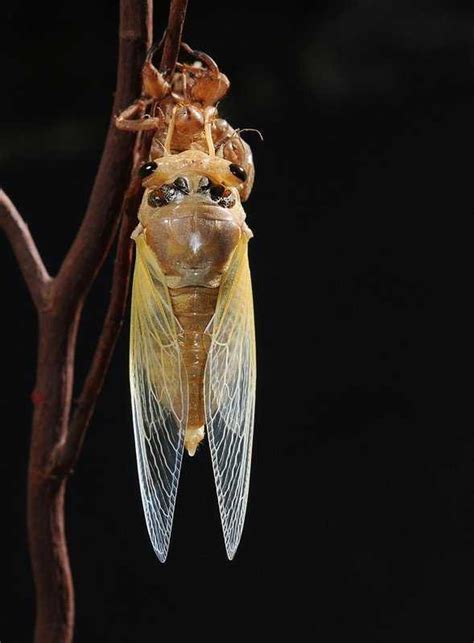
[
  {"xmin": 204, "ymin": 235, "xmax": 256, "ymax": 560},
  {"xmin": 130, "ymin": 234, "xmax": 187, "ymax": 562}
]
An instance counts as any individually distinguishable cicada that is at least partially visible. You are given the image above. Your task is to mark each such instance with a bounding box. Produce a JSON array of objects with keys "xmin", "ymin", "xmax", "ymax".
[{"xmin": 117, "ymin": 44, "xmax": 256, "ymax": 561}]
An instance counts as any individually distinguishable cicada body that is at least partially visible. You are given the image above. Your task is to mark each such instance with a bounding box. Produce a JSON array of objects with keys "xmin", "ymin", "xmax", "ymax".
[
  {"xmin": 129, "ymin": 147, "xmax": 255, "ymax": 561},
  {"xmin": 118, "ymin": 42, "xmax": 258, "ymax": 561}
]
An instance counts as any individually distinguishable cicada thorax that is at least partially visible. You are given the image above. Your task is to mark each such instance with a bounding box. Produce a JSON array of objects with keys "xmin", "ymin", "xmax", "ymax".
[{"xmin": 135, "ymin": 151, "xmax": 250, "ymax": 455}]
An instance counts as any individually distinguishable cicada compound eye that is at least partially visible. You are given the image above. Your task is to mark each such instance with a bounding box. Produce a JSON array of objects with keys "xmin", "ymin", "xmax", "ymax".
[
  {"xmin": 210, "ymin": 184, "xmax": 236, "ymax": 208},
  {"xmin": 197, "ymin": 176, "xmax": 211, "ymax": 192},
  {"xmin": 229, "ymin": 163, "xmax": 247, "ymax": 182},
  {"xmin": 148, "ymin": 184, "xmax": 177, "ymax": 207},
  {"xmin": 173, "ymin": 176, "xmax": 190, "ymax": 194},
  {"xmin": 139, "ymin": 161, "xmax": 158, "ymax": 178}
]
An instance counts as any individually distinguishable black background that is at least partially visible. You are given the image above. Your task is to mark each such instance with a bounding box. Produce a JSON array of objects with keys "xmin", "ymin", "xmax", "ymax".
[{"xmin": 0, "ymin": 1, "xmax": 471, "ymax": 641}]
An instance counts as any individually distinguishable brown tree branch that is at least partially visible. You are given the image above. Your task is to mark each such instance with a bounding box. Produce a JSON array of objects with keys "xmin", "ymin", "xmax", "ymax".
[
  {"xmin": 55, "ymin": 0, "xmax": 191, "ymax": 475},
  {"xmin": 24, "ymin": 2, "xmax": 153, "ymax": 642},
  {"xmin": 0, "ymin": 190, "xmax": 51, "ymax": 309},
  {"xmin": 53, "ymin": 0, "xmax": 153, "ymax": 315},
  {"xmin": 160, "ymin": 0, "xmax": 189, "ymax": 74},
  {"xmin": 58, "ymin": 135, "xmax": 149, "ymax": 475},
  {"xmin": 1, "ymin": 1, "xmax": 191, "ymax": 641}
]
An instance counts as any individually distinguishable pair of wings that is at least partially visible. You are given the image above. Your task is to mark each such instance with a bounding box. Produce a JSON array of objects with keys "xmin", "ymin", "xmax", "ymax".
[{"xmin": 130, "ymin": 232, "xmax": 256, "ymax": 561}]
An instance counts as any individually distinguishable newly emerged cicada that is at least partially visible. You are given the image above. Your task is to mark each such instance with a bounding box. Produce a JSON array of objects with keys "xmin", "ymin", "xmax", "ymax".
[{"xmin": 116, "ymin": 43, "xmax": 257, "ymax": 561}]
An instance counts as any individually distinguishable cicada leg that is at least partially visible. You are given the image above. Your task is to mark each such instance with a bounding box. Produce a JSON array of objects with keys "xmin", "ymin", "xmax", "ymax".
[
  {"xmin": 204, "ymin": 106, "xmax": 216, "ymax": 158},
  {"xmin": 163, "ymin": 105, "xmax": 178, "ymax": 154},
  {"xmin": 115, "ymin": 99, "xmax": 163, "ymax": 132},
  {"xmin": 181, "ymin": 42, "xmax": 220, "ymax": 74},
  {"xmin": 142, "ymin": 60, "xmax": 171, "ymax": 100},
  {"xmin": 180, "ymin": 42, "xmax": 230, "ymax": 106}
]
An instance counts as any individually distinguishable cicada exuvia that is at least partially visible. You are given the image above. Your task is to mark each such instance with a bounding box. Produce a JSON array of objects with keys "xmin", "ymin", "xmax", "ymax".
[{"xmin": 117, "ymin": 44, "xmax": 257, "ymax": 561}]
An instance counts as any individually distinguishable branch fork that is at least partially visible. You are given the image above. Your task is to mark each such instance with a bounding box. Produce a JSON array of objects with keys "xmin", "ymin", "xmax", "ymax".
[{"xmin": 0, "ymin": 1, "xmax": 189, "ymax": 642}]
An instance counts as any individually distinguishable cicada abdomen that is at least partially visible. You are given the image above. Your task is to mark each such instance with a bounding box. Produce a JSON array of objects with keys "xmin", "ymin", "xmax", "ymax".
[{"xmin": 120, "ymin": 45, "xmax": 256, "ymax": 562}]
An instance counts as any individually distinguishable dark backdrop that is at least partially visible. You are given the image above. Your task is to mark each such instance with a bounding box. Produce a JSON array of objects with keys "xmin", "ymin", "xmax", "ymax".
[{"xmin": 0, "ymin": 1, "xmax": 471, "ymax": 641}]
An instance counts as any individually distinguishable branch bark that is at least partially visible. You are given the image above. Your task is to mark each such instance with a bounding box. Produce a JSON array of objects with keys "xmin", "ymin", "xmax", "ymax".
[
  {"xmin": 54, "ymin": 0, "xmax": 191, "ymax": 475},
  {"xmin": 26, "ymin": 1, "xmax": 153, "ymax": 636},
  {"xmin": 0, "ymin": 191, "xmax": 51, "ymax": 309},
  {"xmin": 160, "ymin": 0, "xmax": 189, "ymax": 74},
  {"xmin": 53, "ymin": 0, "xmax": 153, "ymax": 316},
  {"xmin": 58, "ymin": 136, "xmax": 148, "ymax": 476},
  {"xmin": 0, "ymin": 1, "xmax": 191, "ymax": 641}
]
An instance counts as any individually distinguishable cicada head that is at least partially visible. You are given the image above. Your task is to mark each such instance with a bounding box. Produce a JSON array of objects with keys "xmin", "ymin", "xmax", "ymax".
[
  {"xmin": 136, "ymin": 150, "xmax": 249, "ymax": 230},
  {"xmin": 138, "ymin": 150, "xmax": 248, "ymax": 191}
]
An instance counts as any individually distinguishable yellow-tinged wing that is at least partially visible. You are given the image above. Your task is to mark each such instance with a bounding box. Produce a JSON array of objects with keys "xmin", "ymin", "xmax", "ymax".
[
  {"xmin": 204, "ymin": 235, "xmax": 256, "ymax": 560},
  {"xmin": 130, "ymin": 234, "xmax": 188, "ymax": 563}
]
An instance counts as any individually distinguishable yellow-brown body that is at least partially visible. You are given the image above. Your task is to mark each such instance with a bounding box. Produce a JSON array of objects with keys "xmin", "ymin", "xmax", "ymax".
[
  {"xmin": 125, "ymin": 43, "xmax": 257, "ymax": 561},
  {"xmin": 169, "ymin": 286, "xmax": 217, "ymax": 454},
  {"xmin": 135, "ymin": 150, "xmax": 251, "ymax": 454}
]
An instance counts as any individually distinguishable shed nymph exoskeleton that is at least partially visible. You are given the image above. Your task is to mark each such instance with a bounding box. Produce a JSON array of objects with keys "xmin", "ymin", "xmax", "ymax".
[
  {"xmin": 116, "ymin": 41, "xmax": 255, "ymax": 200},
  {"xmin": 120, "ymin": 45, "xmax": 257, "ymax": 562}
]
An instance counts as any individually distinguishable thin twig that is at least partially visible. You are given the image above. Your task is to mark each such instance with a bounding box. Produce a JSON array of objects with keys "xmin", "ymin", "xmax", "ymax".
[
  {"xmin": 160, "ymin": 0, "xmax": 189, "ymax": 74},
  {"xmin": 0, "ymin": 190, "xmax": 51, "ymax": 309},
  {"xmin": 0, "ymin": 0, "xmax": 191, "ymax": 640},
  {"xmin": 53, "ymin": 0, "xmax": 153, "ymax": 315},
  {"xmin": 54, "ymin": 1, "xmax": 191, "ymax": 475},
  {"xmin": 24, "ymin": 3, "xmax": 152, "ymax": 642},
  {"xmin": 58, "ymin": 135, "xmax": 149, "ymax": 474}
]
